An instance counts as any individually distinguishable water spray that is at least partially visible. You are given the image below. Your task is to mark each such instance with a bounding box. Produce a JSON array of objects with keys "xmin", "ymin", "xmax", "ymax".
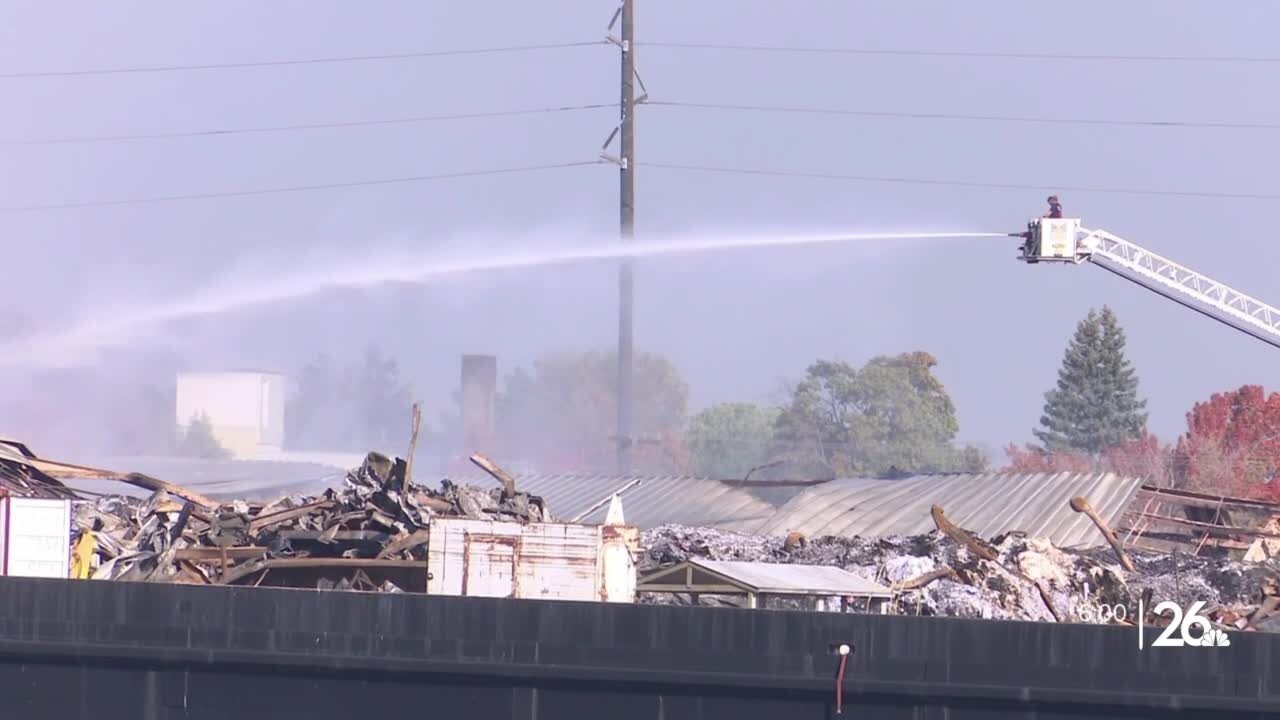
[{"xmin": 0, "ymin": 229, "xmax": 1005, "ymax": 369}]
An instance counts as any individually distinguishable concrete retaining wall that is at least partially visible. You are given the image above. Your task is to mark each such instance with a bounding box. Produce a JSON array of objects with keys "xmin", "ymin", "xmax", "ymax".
[{"xmin": 0, "ymin": 576, "xmax": 1276, "ymax": 718}]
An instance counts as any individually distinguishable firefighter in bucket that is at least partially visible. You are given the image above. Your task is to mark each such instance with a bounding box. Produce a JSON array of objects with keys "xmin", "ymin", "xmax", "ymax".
[{"xmin": 1017, "ymin": 195, "xmax": 1064, "ymax": 262}]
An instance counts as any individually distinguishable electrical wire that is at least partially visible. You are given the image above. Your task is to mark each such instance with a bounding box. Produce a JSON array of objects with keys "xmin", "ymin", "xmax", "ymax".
[
  {"xmin": 1, "ymin": 104, "xmax": 615, "ymax": 146},
  {"xmin": 0, "ymin": 40, "xmax": 609, "ymax": 79},
  {"xmin": 0, "ymin": 160, "xmax": 603, "ymax": 212},
  {"xmin": 647, "ymin": 100, "xmax": 1280, "ymax": 131},
  {"xmin": 10, "ymin": 99, "xmax": 1265, "ymax": 146},
  {"xmin": 641, "ymin": 41, "xmax": 1280, "ymax": 64},
  {"xmin": 643, "ymin": 162, "xmax": 1280, "ymax": 201}
]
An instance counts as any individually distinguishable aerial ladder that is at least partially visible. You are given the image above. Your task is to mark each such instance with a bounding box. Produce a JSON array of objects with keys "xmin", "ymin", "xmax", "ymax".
[{"xmin": 1015, "ymin": 218, "xmax": 1280, "ymax": 350}]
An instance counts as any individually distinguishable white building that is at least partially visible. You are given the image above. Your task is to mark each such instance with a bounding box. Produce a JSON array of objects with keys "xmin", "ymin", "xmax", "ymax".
[{"xmin": 175, "ymin": 371, "xmax": 286, "ymax": 459}]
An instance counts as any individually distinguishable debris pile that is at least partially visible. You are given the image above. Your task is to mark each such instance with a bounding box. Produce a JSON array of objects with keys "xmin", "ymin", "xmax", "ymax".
[
  {"xmin": 640, "ymin": 524, "xmax": 1280, "ymax": 631},
  {"xmin": 12, "ymin": 430, "xmax": 1280, "ymax": 628},
  {"xmin": 74, "ymin": 451, "xmax": 548, "ymax": 590},
  {"xmin": 0, "ymin": 438, "xmax": 81, "ymax": 500}
]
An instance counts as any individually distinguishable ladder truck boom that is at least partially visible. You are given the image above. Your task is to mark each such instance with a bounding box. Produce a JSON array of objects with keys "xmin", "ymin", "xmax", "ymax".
[{"xmin": 1015, "ymin": 218, "xmax": 1280, "ymax": 350}]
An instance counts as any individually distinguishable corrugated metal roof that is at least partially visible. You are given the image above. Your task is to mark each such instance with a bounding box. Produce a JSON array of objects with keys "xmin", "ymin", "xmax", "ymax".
[
  {"xmin": 52, "ymin": 456, "xmax": 345, "ymax": 501},
  {"xmin": 39, "ymin": 455, "xmax": 775, "ymax": 528},
  {"xmin": 686, "ymin": 558, "xmax": 894, "ymax": 597},
  {"xmin": 753, "ymin": 472, "xmax": 1144, "ymax": 548},
  {"xmin": 450, "ymin": 472, "xmax": 779, "ymax": 531}
]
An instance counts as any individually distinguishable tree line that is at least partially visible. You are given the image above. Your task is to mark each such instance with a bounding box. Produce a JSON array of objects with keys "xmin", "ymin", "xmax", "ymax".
[
  {"xmin": 264, "ymin": 306, "xmax": 1280, "ymax": 501},
  {"xmin": 1004, "ymin": 307, "xmax": 1280, "ymax": 502}
]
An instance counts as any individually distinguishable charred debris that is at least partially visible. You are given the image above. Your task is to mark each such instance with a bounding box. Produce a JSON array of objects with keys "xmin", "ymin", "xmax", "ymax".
[
  {"xmin": 81, "ymin": 452, "xmax": 547, "ymax": 591},
  {"xmin": 5, "ymin": 435, "xmax": 1280, "ymax": 633},
  {"xmin": 1, "ymin": 438, "xmax": 547, "ymax": 593},
  {"xmin": 640, "ymin": 501, "xmax": 1280, "ymax": 634}
]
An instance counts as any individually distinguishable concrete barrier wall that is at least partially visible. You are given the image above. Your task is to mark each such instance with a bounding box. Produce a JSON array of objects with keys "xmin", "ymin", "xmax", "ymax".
[{"xmin": 0, "ymin": 576, "xmax": 1276, "ymax": 719}]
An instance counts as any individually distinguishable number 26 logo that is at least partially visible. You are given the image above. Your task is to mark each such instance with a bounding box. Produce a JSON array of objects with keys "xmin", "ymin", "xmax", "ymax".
[{"xmin": 1146, "ymin": 600, "xmax": 1230, "ymax": 648}]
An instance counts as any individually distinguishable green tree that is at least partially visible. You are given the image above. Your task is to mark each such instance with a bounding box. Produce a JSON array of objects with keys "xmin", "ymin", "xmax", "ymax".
[
  {"xmin": 107, "ymin": 383, "xmax": 177, "ymax": 455},
  {"xmin": 1034, "ymin": 306, "xmax": 1147, "ymax": 455},
  {"xmin": 286, "ymin": 352, "xmax": 347, "ymax": 450},
  {"xmin": 175, "ymin": 413, "xmax": 231, "ymax": 459},
  {"xmin": 286, "ymin": 346, "xmax": 414, "ymax": 452},
  {"xmin": 356, "ymin": 346, "xmax": 415, "ymax": 450},
  {"xmin": 773, "ymin": 352, "xmax": 985, "ymax": 477},
  {"xmin": 772, "ymin": 359, "xmax": 860, "ymax": 476},
  {"xmin": 497, "ymin": 350, "xmax": 689, "ymax": 473},
  {"xmin": 686, "ymin": 402, "xmax": 780, "ymax": 478}
]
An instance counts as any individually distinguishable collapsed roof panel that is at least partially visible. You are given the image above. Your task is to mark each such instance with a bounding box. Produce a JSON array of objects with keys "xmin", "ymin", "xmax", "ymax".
[
  {"xmin": 447, "ymin": 472, "xmax": 780, "ymax": 531},
  {"xmin": 755, "ymin": 473, "xmax": 1145, "ymax": 549},
  {"xmin": 52, "ymin": 455, "xmax": 346, "ymax": 501}
]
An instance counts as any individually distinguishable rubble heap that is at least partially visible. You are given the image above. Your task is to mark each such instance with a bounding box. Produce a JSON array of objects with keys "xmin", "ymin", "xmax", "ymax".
[
  {"xmin": 76, "ymin": 452, "xmax": 548, "ymax": 589},
  {"xmin": 0, "ymin": 438, "xmax": 81, "ymax": 500},
  {"xmin": 641, "ymin": 524, "xmax": 1280, "ymax": 630}
]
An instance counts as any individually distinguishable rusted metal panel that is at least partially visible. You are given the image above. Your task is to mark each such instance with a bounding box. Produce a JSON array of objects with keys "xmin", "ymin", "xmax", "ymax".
[
  {"xmin": 600, "ymin": 537, "xmax": 635, "ymax": 602},
  {"xmin": 599, "ymin": 523, "xmax": 639, "ymax": 603},
  {"xmin": 427, "ymin": 518, "xmax": 638, "ymax": 602},
  {"xmin": 1137, "ymin": 484, "xmax": 1280, "ymax": 512},
  {"xmin": 460, "ymin": 534, "xmax": 518, "ymax": 598}
]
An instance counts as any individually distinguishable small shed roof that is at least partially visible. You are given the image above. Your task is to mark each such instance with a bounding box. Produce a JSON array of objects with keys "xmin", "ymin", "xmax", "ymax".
[{"xmin": 639, "ymin": 558, "xmax": 893, "ymax": 598}]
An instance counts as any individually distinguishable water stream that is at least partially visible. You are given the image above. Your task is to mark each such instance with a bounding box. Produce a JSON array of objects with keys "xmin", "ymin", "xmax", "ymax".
[{"xmin": 1, "ymin": 229, "xmax": 1005, "ymax": 369}]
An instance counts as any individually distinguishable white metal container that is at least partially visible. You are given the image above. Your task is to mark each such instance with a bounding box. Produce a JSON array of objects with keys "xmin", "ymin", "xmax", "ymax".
[
  {"xmin": 0, "ymin": 497, "xmax": 72, "ymax": 578},
  {"xmin": 175, "ymin": 371, "xmax": 286, "ymax": 458},
  {"xmin": 1037, "ymin": 218, "xmax": 1080, "ymax": 259},
  {"xmin": 427, "ymin": 518, "xmax": 639, "ymax": 602}
]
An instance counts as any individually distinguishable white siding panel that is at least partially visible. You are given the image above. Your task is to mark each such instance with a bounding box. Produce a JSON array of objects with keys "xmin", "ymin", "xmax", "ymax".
[
  {"xmin": 259, "ymin": 374, "xmax": 286, "ymax": 447},
  {"xmin": 176, "ymin": 373, "xmax": 261, "ymax": 429},
  {"xmin": 427, "ymin": 518, "xmax": 638, "ymax": 602},
  {"xmin": 175, "ymin": 372, "xmax": 288, "ymax": 454},
  {"xmin": 0, "ymin": 498, "xmax": 72, "ymax": 578}
]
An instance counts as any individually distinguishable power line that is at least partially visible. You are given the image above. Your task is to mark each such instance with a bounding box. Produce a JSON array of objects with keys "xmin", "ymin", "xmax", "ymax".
[
  {"xmin": 12, "ymin": 98, "xmax": 1265, "ymax": 148},
  {"xmin": 0, "ymin": 160, "xmax": 603, "ymax": 212},
  {"xmin": 2, "ymin": 104, "xmax": 615, "ymax": 146},
  {"xmin": 643, "ymin": 162, "xmax": 1280, "ymax": 201},
  {"xmin": 12, "ymin": 100, "xmax": 1266, "ymax": 146},
  {"xmin": 642, "ymin": 41, "xmax": 1280, "ymax": 64},
  {"xmin": 0, "ymin": 41, "xmax": 609, "ymax": 79},
  {"xmin": 647, "ymin": 100, "xmax": 1280, "ymax": 131}
]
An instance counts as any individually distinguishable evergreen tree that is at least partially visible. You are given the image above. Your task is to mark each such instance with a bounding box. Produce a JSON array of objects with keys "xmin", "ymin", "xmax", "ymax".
[
  {"xmin": 1035, "ymin": 306, "xmax": 1147, "ymax": 455},
  {"xmin": 176, "ymin": 413, "xmax": 232, "ymax": 459}
]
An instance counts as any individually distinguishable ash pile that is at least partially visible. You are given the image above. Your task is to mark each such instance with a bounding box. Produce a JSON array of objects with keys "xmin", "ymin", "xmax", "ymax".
[
  {"xmin": 75, "ymin": 451, "xmax": 547, "ymax": 591},
  {"xmin": 641, "ymin": 519, "xmax": 1280, "ymax": 631}
]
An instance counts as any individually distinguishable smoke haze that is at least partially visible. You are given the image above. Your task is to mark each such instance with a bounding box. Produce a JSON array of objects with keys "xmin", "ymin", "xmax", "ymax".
[{"xmin": 1, "ymin": 1, "xmax": 1275, "ymax": 473}]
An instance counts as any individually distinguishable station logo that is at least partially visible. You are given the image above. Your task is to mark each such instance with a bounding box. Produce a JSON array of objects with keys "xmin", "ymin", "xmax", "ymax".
[
  {"xmin": 1141, "ymin": 600, "xmax": 1231, "ymax": 649},
  {"xmin": 1080, "ymin": 589, "xmax": 1232, "ymax": 649}
]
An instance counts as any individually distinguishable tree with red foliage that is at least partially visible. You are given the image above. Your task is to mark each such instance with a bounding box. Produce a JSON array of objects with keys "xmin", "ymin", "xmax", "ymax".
[
  {"xmin": 1004, "ymin": 432, "xmax": 1171, "ymax": 482},
  {"xmin": 1005, "ymin": 385, "xmax": 1280, "ymax": 500},
  {"xmin": 1003, "ymin": 443, "xmax": 1093, "ymax": 473},
  {"xmin": 1104, "ymin": 432, "xmax": 1173, "ymax": 485},
  {"xmin": 1172, "ymin": 385, "xmax": 1280, "ymax": 501}
]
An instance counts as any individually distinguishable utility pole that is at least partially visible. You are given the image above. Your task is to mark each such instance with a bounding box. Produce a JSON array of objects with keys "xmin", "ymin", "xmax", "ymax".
[{"xmin": 616, "ymin": 0, "xmax": 636, "ymax": 475}]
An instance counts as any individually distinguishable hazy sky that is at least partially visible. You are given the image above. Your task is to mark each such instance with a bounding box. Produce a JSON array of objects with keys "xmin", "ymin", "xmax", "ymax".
[{"xmin": 1, "ymin": 2, "xmax": 1277, "ymax": 461}]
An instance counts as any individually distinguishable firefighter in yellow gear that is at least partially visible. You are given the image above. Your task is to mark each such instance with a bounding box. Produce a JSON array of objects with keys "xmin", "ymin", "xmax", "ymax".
[{"xmin": 70, "ymin": 519, "xmax": 102, "ymax": 579}]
